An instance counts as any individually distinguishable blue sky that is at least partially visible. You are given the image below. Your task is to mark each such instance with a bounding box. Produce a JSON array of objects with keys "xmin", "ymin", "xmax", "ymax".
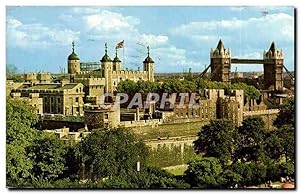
[{"xmin": 6, "ymin": 6, "xmax": 294, "ymax": 73}]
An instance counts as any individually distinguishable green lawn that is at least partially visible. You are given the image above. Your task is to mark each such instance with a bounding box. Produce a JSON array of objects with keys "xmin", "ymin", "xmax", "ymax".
[{"xmin": 164, "ymin": 165, "xmax": 188, "ymax": 176}]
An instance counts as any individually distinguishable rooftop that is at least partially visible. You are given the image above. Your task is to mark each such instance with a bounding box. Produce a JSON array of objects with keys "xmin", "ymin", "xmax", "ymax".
[{"xmin": 18, "ymin": 83, "xmax": 80, "ymax": 90}]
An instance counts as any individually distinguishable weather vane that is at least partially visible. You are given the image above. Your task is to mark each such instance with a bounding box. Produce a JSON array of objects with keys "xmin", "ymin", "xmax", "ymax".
[
  {"xmin": 147, "ymin": 46, "xmax": 150, "ymax": 56},
  {"xmin": 72, "ymin": 41, "xmax": 75, "ymax": 52}
]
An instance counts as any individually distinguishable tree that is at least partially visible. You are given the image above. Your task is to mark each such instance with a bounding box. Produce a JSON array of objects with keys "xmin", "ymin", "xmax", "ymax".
[
  {"xmin": 61, "ymin": 146, "xmax": 81, "ymax": 181},
  {"xmin": 279, "ymin": 161, "xmax": 295, "ymax": 177},
  {"xmin": 265, "ymin": 161, "xmax": 281, "ymax": 182},
  {"xmin": 193, "ymin": 119, "xmax": 237, "ymax": 164},
  {"xmin": 234, "ymin": 117, "xmax": 266, "ymax": 162},
  {"xmin": 136, "ymin": 80, "xmax": 161, "ymax": 93},
  {"xmin": 229, "ymin": 83, "xmax": 260, "ymax": 100},
  {"xmin": 101, "ymin": 166, "xmax": 189, "ymax": 189},
  {"xmin": 7, "ymin": 64, "xmax": 18, "ymax": 76},
  {"xmin": 274, "ymin": 97, "xmax": 295, "ymax": 128},
  {"xmin": 6, "ymin": 64, "xmax": 25, "ymax": 82},
  {"xmin": 29, "ymin": 132, "xmax": 67, "ymax": 182},
  {"xmin": 6, "ymin": 98, "xmax": 39, "ymax": 186},
  {"xmin": 116, "ymin": 79, "xmax": 138, "ymax": 94},
  {"xmin": 78, "ymin": 128, "xmax": 148, "ymax": 181},
  {"xmin": 264, "ymin": 130, "xmax": 284, "ymax": 161},
  {"xmin": 184, "ymin": 157, "xmax": 223, "ymax": 188},
  {"xmin": 220, "ymin": 169, "xmax": 242, "ymax": 188},
  {"xmin": 278, "ymin": 125, "xmax": 295, "ymax": 162}
]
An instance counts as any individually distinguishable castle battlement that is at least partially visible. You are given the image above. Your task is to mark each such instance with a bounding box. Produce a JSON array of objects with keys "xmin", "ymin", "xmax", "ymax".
[
  {"xmin": 204, "ymin": 89, "xmax": 225, "ymax": 99},
  {"xmin": 227, "ymin": 89, "xmax": 244, "ymax": 97},
  {"xmin": 75, "ymin": 77, "xmax": 105, "ymax": 81},
  {"xmin": 75, "ymin": 77, "xmax": 106, "ymax": 86},
  {"xmin": 112, "ymin": 70, "xmax": 148, "ymax": 75},
  {"xmin": 210, "ymin": 48, "xmax": 231, "ymax": 58},
  {"xmin": 263, "ymin": 49, "xmax": 284, "ymax": 59},
  {"xmin": 243, "ymin": 109, "xmax": 279, "ymax": 116}
]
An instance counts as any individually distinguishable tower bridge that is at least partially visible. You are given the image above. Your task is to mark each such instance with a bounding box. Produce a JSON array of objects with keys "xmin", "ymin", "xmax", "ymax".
[{"xmin": 201, "ymin": 40, "xmax": 293, "ymax": 91}]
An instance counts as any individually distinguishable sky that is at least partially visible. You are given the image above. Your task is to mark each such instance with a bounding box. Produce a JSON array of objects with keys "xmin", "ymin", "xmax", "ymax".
[{"xmin": 6, "ymin": 6, "xmax": 295, "ymax": 73}]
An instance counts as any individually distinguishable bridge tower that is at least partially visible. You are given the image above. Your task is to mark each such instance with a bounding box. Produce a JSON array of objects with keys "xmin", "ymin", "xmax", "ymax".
[
  {"xmin": 263, "ymin": 42, "xmax": 284, "ymax": 91},
  {"xmin": 210, "ymin": 39, "xmax": 231, "ymax": 83}
]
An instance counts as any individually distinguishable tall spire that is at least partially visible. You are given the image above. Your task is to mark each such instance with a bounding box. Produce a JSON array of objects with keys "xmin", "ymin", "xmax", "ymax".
[
  {"xmin": 216, "ymin": 39, "xmax": 225, "ymax": 51},
  {"xmin": 269, "ymin": 41, "xmax": 276, "ymax": 53},
  {"xmin": 115, "ymin": 47, "xmax": 118, "ymax": 57},
  {"xmin": 105, "ymin": 42, "xmax": 108, "ymax": 55}
]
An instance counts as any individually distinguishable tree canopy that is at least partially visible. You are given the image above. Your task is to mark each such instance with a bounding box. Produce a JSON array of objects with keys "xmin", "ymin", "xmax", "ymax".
[
  {"xmin": 29, "ymin": 132, "xmax": 67, "ymax": 182},
  {"xmin": 274, "ymin": 97, "xmax": 295, "ymax": 128},
  {"xmin": 193, "ymin": 119, "xmax": 237, "ymax": 164},
  {"xmin": 77, "ymin": 128, "xmax": 148, "ymax": 181},
  {"xmin": 234, "ymin": 117, "xmax": 266, "ymax": 162},
  {"xmin": 184, "ymin": 157, "xmax": 223, "ymax": 188},
  {"xmin": 7, "ymin": 98, "xmax": 68, "ymax": 187},
  {"xmin": 6, "ymin": 98, "xmax": 39, "ymax": 185},
  {"xmin": 116, "ymin": 78, "xmax": 261, "ymax": 99}
]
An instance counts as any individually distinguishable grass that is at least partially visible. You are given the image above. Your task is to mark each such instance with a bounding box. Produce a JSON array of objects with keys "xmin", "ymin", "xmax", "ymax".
[
  {"xmin": 132, "ymin": 121, "xmax": 208, "ymax": 140},
  {"xmin": 164, "ymin": 165, "xmax": 188, "ymax": 176}
]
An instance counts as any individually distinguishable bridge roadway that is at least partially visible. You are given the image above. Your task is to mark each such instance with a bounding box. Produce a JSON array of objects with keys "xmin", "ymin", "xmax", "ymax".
[{"xmin": 231, "ymin": 58, "xmax": 274, "ymax": 64}]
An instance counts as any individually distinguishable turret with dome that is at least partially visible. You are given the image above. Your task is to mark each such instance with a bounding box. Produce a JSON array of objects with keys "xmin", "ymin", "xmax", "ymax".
[
  {"xmin": 100, "ymin": 43, "xmax": 112, "ymax": 63},
  {"xmin": 113, "ymin": 48, "xmax": 121, "ymax": 71},
  {"xmin": 67, "ymin": 41, "xmax": 81, "ymax": 75},
  {"xmin": 143, "ymin": 46, "xmax": 155, "ymax": 82}
]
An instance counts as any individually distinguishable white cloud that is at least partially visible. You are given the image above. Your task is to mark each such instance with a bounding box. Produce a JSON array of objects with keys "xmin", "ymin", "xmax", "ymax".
[
  {"xmin": 152, "ymin": 46, "xmax": 202, "ymax": 72},
  {"xmin": 172, "ymin": 13, "xmax": 294, "ymax": 45},
  {"xmin": 84, "ymin": 10, "xmax": 140, "ymax": 32},
  {"xmin": 78, "ymin": 10, "xmax": 169, "ymax": 49},
  {"xmin": 7, "ymin": 17, "xmax": 80, "ymax": 49},
  {"xmin": 139, "ymin": 34, "xmax": 168, "ymax": 47}
]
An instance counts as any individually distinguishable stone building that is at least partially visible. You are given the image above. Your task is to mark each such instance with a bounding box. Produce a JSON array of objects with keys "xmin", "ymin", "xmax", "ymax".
[
  {"xmin": 11, "ymin": 82, "xmax": 85, "ymax": 116},
  {"xmin": 24, "ymin": 73, "xmax": 52, "ymax": 84},
  {"xmin": 6, "ymin": 80, "xmax": 23, "ymax": 96},
  {"xmin": 210, "ymin": 40, "xmax": 231, "ymax": 83},
  {"xmin": 263, "ymin": 42, "xmax": 284, "ymax": 91},
  {"xmin": 67, "ymin": 42, "xmax": 155, "ymax": 95},
  {"xmin": 84, "ymin": 96, "xmax": 120, "ymax": 129},
  {"xmin": 7, "ymin": 41, "xmax": 154, "ymax": 117},
  {"xmin": 217, "ymin": 90, "xmax": 244, "ymax": 126},
  {"xmin": 173, "ymin": 89, "xmax": 244, "ymax": 126},
  {"xmin": 11, "ymin": 92, "xmax": 43, "ymax": 114}
]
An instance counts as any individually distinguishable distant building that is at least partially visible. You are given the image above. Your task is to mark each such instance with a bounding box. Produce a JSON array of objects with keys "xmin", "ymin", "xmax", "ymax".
[
  {"xmin": 11, "ymin": 83, "xmax": 85, "ymax": 116},
  {"xmin": 68, "ymin": 42, "xmax": 154, "ymax": 94},
  {"xmin": 8, "ymin": 41, "xmax": 155, "ymax": 117},
  {"xmin": 234, "ymin": 72, "xmax": 243, "ymax": 79},
  {"xmin": 173, "ymin": 89, "xmax": 244, "ymax": 126}
]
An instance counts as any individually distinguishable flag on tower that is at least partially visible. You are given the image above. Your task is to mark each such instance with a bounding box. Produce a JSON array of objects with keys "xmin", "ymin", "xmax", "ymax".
[{"xmin": 116, "ymin": 40, "xmax": 124, "ymax": 49}]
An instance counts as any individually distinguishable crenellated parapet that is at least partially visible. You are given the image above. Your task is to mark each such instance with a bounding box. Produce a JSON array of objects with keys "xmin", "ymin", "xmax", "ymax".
[
  {"xmin": 263, "ymin": 42, "xmax": 284, "ymax": 60},
  {"xmin": 210, "ymin": 40, "xmax": 231, "ymax": 59},
  {"xmin": 74, "ymin": 77, "xmax": 106, "ymax": 86}
]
